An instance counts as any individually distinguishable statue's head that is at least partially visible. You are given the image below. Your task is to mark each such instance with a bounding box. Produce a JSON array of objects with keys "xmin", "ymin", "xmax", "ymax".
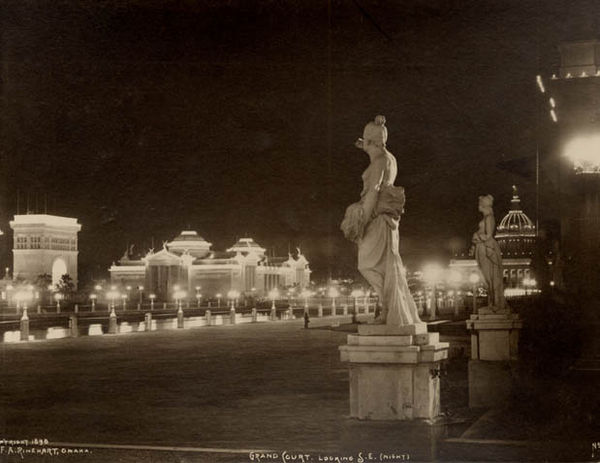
[
  {"xmin": 356, "ymin": 115, "xmax": 387, "ymax": 152},
  {"xmin": 478, "ymin": 194, "xmax": 494, "ymax": 215}
]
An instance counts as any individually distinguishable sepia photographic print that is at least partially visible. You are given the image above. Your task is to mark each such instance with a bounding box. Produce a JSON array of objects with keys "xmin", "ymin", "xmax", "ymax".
[{"xmin": 2, "ymin": 1, "xmax": 600, "ymax": 461}]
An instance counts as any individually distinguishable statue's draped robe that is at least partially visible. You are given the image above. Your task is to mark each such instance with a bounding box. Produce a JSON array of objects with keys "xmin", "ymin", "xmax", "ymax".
[
  {"xmin": 474, "ymin": 217, "xmax": 506, "ymax": 310},
  {"xmin": 342, "ymin": 152, "xmax": 421, "ymax": 326}
]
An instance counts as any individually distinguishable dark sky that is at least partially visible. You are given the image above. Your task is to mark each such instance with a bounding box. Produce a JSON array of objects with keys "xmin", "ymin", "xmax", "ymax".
[{"xmin": 1, "ymin": 0, "xmax": 598, "ymax": 283}]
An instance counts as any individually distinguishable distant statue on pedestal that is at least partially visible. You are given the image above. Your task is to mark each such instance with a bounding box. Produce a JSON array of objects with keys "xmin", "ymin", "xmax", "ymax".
[
  {"xmin": 471, "ymin": 194, "xmax": 506, "ymax": 311},
  {"xmin": 341, "ymin": 115, "xmax": 421, "ymax": 326}
]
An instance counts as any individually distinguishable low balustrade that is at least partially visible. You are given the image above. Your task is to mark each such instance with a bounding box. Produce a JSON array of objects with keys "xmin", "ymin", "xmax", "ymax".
[{"xmin": 0, "ymin": 301, "xmax": 369, "ymax": 344}]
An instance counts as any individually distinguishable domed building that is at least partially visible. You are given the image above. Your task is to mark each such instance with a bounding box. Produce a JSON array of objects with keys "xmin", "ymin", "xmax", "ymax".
[
  {"xmin": 496, "ymin": 186, "xmax": 537, "ymax": 259},
  {"xmin": 109, "ymin": 230, "xmax": 311, "ymax": 301},
  {"xmin": 449, "ymin": 186, "xmax": 537, "ymax": 294},
  {"xmin": 495, "ymin": 186, "xmax": 537, "ymax": 288}
]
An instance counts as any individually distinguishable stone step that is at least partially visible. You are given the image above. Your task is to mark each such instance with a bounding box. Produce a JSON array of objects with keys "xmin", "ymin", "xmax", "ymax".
[
  {"xmin": 358, "ymin": 322, "xmax": 427, "ymax": 336},
  {"xmin": 347, "ymin": 334, "xmax": 413, "ymax": 346}
]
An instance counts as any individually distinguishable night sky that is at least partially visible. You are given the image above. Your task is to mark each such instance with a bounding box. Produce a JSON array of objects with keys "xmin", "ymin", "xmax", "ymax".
[{"xmin": 1, "ymin": 0, "xmax": 598, "ymax": 283}]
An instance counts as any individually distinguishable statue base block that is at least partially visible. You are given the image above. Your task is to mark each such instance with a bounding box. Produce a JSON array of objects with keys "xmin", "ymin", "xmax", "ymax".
[
  {"xmin": 466, "ymin": 307, "xmax": 522, "ymax": 408},
  {"xmin": 340, "ymin": 323, "xmax": 449, "ymax": 421}
]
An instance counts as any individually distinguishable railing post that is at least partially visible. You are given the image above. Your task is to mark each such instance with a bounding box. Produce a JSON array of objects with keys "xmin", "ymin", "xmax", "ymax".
[
  {"xmin": 251, "ymin": 308, "xmax": 257, "ymax": 322},
  {"xmin": 230, "ymin": 307, "xmax": 236, "ymax": 325},
  {"xmin": 20, "ymin": 308, "xmax": 29, "ymax": 341},
  {"xmin": 145, "ymin": 312, "xmax": 152, "ymax": 332},
  {"xmin": 205, "ymin": 309, "xmax": 212, "ymax": 326},
  {"xmin": 108, "ymin": 308, "xmax": 118, "ymax": 334},
  {"xmin": 69, "ymin": 314, "xmax": 79, "ymax": 337},
  {"xmin": 318, "ymin": 303, "xmax": 323, "ymax": 318},
  {"xmin": 177, "ymin": 305, "xmax": 184, "ymax": 329}
]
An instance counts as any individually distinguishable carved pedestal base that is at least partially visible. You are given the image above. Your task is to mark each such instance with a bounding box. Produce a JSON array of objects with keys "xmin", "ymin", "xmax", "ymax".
[
  {"xmin": 466, "ymin": 307, "xmax": 522, "ymax": 408},
  {"xmin": 339, "ymin": 323, "xmax": 449, "ymax": 421}
]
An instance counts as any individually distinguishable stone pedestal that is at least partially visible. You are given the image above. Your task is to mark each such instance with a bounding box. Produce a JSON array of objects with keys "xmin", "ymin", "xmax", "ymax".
[
  {"xmin": 339, "ymin": 323, "xmax": 449, "ymax": 421},
  {"xmin": 466, "ymin": 307, "xmax": 522, "ymax": 408}
]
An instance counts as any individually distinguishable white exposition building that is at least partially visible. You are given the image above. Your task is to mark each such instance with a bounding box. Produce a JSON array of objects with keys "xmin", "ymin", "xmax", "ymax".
[
  {"xmin": 109, "ymin": 231, "xmax": 311, "ymax": 301},
  {"xmin": 9, "ymin": 214, "xmax": 82, "ymax": 288}
]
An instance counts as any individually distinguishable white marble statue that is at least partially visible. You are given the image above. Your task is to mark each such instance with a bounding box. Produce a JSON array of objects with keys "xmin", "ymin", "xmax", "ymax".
[
  {"xmin": 341, "ymin": 115, "xmax": 421, "ymax": 326},
  {"xmin": 471, "ymin": 194, "xmax": 506, "ymax": 311}
]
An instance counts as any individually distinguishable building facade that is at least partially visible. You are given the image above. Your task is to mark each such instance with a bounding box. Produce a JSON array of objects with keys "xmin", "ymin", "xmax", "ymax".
[
  {"xmin": 109, "ymin": 231, "xmax": 311, "ymax": 301},
  {"xmin": 9, "ymin": 214, "xmax": 82, "ymax": 288},
  {"xmin": 449, "ymin": 186, "xmax": 536, "ymax": 294}
]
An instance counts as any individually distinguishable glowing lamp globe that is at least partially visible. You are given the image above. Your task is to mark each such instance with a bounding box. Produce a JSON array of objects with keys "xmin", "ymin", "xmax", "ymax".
[{"xmin": 565, "ymin": 135, "xmax": 600, "ymax": 174}]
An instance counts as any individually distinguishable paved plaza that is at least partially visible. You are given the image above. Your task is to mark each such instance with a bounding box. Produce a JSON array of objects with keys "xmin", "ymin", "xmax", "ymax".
[
  {"xmin": 1, "ymin": 318, "xmax": 594, "ymax": 462},
  {"xmin": 1, "ymin": 318, "xmax": 459, "ymax": 462}
]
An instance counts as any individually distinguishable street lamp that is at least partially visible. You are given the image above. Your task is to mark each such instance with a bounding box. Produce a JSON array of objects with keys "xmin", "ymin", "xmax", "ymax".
[
  {"xmin": 137, "ymin": 285, "xmax": 144, "ymax": 305},
  {"xmin": 196, "ymin": 293, "xmax": 202, "ymax": 308},
  {"xmin": 227, "ymin": 290, "xmax": 240, "ymax": 309},
  {"xmin": 422, "ymin": 263, "xmax": 443, "ymax": 320},
  {"xmin": 46, "ymin": 284, "xmax": 54, "ymax": 305},
  {"xmin": 328, "ymin": 287, "xmax": 339, "ymax": 313},
  {"xmin": 350, "ymin": 289, "xmax": 365, "ymax": 313},
  {"xmin": 522, "ymin": 277, "xmax": 531, "ymax": 296},
  {"xmin": 54, "ymin": 292, "xmax": 64, "ymax": 312},
  {"xmin": 106, "ymin": 290, "xmax": 120, "ymax": 311},
  {"xmin": 469, "ymin": 273, "xmax": 480, "ymax": 314},
  {"xmin": 173, "ymin": 289, "xmax": 187, "ymax": 309},
  {"xmin": 121, "ymin": 294, "xmax": 128, "ymax": 310},
  {"xmin": 149, "ymin": 293, "xmax": 156, "ymax": 310},
  {"xmin": 447, "ymin": 270, "xmax": 463, "ymax": 315},
  {"xmin": 14, "ymin": 290, "xmax": 33, "ymax": 313},
  {"xmin": 216, "ymin": 293, "xmax": 222, "ymax": 308},
  {"xmin": 300, "ymin": 289, "xmax": 312, "ymax": 312},
  {"xmin": 90, "ymin": 294, "xmax": 97, "ymax": 312},
  {"xmin": 269, "ymin": 288, "xmax": 279, "ymax": 310}
]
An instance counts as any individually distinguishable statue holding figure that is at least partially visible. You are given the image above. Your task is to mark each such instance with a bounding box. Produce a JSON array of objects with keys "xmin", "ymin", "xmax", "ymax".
[
  {"xmin": 341, "ymin": 115, "xmax": 421, "ymax": 326},
  {"xmin": 471, "ymin": 194, "xmax": 506, "ymax": 311}
]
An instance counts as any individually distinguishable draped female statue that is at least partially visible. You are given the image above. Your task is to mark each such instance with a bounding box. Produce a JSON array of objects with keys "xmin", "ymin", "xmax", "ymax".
[
  {"xmin": 471, "ymin": 194, "xmax": 506, "ymax": 311},
  {"xmin": 341, "ymin": 115, "xmax": 421, "ymax": 326}
]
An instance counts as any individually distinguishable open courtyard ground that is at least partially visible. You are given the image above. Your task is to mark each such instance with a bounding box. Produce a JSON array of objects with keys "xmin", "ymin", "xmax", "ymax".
[
  {"xmin": 1, "ymin": 318, "xmax": 593, "ymax": 462},
  {"xmin": 2, "ymin": 318, "xmax": 463, "ymax": 462}
]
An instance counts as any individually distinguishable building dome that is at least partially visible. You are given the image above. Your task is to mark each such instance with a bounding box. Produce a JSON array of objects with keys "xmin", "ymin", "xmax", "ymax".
[
  {"xmin": 167, "ymin": 230, "xmax": 212, "ymax": 258},
  {"xmin": 495, "ymin": 186, "xmax": 536, "ymax": 257},
  {"xmin": 227, "ymin": 238, "xmax": 266, "ymax": 257}
]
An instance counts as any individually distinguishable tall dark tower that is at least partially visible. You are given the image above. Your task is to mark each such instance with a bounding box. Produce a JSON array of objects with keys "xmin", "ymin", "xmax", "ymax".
[
  {"xmin": 545, "ymin": 41, "xmax": 600, "ymax": 269},
  {"xmin": 545, "ymin": 39, "xmax": 600, "ymax": 369}
]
